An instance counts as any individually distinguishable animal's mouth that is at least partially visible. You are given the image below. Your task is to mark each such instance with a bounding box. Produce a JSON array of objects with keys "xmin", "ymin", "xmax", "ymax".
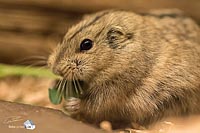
[
  {"xmin": 56, "ymin": 79, "xmax": 85, "ymax": 99},
  {"xmin": 49, "ymin": 78, "xmax": 85, "ymax": 105}
]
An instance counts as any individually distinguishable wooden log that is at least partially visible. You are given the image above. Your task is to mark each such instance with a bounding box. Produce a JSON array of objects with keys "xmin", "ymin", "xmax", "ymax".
[{"xmin": 0, "ymin": 100, "xmax": 104, "ymax": 133}]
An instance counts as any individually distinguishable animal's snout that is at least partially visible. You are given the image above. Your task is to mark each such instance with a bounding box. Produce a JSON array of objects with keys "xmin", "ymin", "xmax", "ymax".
[
  {"xmin": 51, "ymin": 58, "xmax": 82, "ymax": 79},
  {"xmin": 68, "ymin": 59, "xmax": 81, "ymax": 69},
  {"xmin": 52, "ymin": 67, "xmax": 63, "ymax": 76},
  {"xmin": 69, "ymin": 62, "xmax": 77, "ymax": 69}
]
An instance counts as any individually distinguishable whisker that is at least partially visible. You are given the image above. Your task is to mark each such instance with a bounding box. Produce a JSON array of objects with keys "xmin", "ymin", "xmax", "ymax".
[
  {"xmin": 28, "ymin": 60, "xmax": 47, "ymax": 65},
  {"xmin": 66, "ymin": 78, "xmax": 69, "ymax": 99},
  {"xmin": 60, "ymin": 79, "xmax": 67, "ymax": 98},
  {"xmin": 74, "ymin": 75, "xmax": 84, "ymax": 95},
  {"xmin": 61, "ymin": 66, "xmax": 70, "ymax": 75},
  {"xmin": 19, "ymin": 59, "xmax": 47, "ymax": 64},
  {"xmin": 55, "ymin": 79, "xmax": 63, "ymax": 100},
  {"xmin": 15, "ymin": 56, "xmax": 47, "ymax": 67},
  {"xmin": 21, "ymin": 55, "xmax": 47, "ymax": 60},
  {"xmin": 69, "ymin": 79, "xmax": 73, "ymax": 98},
  {"xmin": 55, "ymin": 79, "xmax": 62, "ymax": 89},
  {"xmin": 22, "ymin": 61, "xmax": 47, "ymax": 68},
  {"xmin": 63, "ymin": 70, "xmax": 71, "ymax": 79},
  {"xmin": 63, "ymin": 79, "xmax": 67, "ymax": 99},
  {"xmin": 73, "ymin": 77, "xmax": 79, "ymax": 97},
  {"xmin": 26, "ymin": 55, "xmax": 48, "ymax": 59},
  {"xmin": 16, "ymin": 59, "xmax": 48, "ymax": 70},
  {"xmin": 16, "ymin": 55, "xmax": 48, "ymax": 64},
  {"xmin": 60, "ymin": 65, "xmax": 69, "ymax": 73}
]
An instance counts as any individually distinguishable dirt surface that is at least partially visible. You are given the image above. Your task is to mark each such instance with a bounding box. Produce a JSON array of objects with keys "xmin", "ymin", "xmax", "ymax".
[
  {"xmin": 0, "ymin": 100, "xmax": 105, "ymax": 133},
  {"xmin": 0, "ymin": 76, "xmax": 58, "ymax": 108}
]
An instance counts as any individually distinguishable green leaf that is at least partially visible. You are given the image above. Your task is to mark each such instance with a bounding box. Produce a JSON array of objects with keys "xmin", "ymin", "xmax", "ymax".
[{"xmin": 48, "ymin": 88, "xmax": 62, "ymax": 105}]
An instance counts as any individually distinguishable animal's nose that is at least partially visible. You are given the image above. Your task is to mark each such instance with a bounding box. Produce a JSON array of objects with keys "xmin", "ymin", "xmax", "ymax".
[{"xmin": 69, "ymin": 62, "xmax": 77, "ymax": 69}]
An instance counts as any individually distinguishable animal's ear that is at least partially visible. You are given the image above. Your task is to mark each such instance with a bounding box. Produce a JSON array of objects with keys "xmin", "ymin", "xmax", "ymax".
[{"xmin": 106, "ymin": 26, "xmax": 132, "ymax": 49}]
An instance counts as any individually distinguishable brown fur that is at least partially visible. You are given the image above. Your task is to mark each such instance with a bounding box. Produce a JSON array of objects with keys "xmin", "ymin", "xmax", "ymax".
[{"xmin": 48, "ymin": 10, "xmax": 200, "ymax": 127}]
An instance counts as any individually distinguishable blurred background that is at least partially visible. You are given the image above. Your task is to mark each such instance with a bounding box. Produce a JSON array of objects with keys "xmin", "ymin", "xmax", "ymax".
[
  {"xmin": 0, "ymin": 0, "xmax": 200, "ymax": 132},
  {"xmin": 0, "ymin": 0, "xmax": 200, "ymax": 64}
]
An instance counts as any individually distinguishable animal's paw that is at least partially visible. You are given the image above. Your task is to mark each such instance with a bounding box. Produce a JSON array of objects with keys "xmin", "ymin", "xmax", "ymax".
[{"xmin": 63, "ymin": 97, "xmax": 81, "ymax": 115}]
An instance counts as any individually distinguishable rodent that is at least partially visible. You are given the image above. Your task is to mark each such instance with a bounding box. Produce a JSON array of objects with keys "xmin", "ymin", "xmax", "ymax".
[{"xmin": 48, "ymin": 10, "xmax": 200, "ymax": 128}]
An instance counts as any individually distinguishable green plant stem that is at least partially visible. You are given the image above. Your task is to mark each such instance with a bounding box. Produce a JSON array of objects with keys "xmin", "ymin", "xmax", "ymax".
[{"xmin": 0, "ymin": 63, "xmax": 59, "ymax": 79}]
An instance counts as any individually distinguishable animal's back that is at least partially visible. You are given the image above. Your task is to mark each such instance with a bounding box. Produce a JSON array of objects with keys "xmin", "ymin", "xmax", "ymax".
[{"xmin": 135, "ymin": 10, "xmax": 200, "ymax": 125}]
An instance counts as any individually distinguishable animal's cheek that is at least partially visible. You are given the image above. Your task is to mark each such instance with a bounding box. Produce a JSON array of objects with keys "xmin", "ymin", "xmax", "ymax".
[{"xmin": 77, "ymin": 66, "xmax": 96, "ymax": 81}]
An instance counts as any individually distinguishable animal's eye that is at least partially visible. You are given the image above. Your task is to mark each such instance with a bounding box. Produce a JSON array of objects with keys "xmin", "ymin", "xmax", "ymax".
[{"xmin": 80, "ymin": 39, "xmax": 93, "ymax": 51}]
